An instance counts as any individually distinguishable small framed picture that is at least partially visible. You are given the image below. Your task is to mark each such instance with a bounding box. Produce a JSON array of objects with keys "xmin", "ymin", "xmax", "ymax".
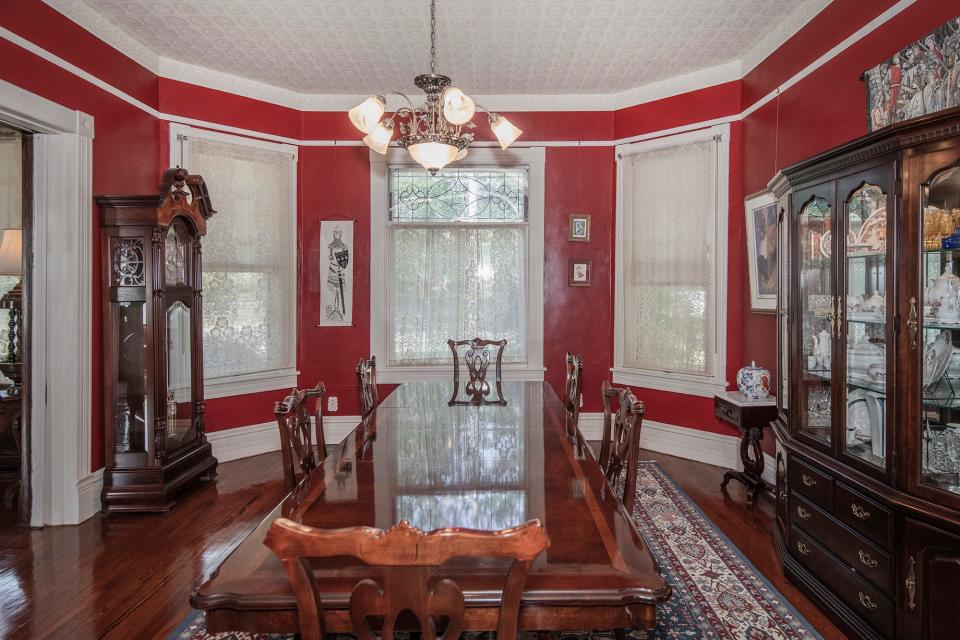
[
  {"xmin": 568, "ymin": 259, "xmax": 592, "ymax": 287},
  {"xmin": 568, "ymin": 214, "xmax": 591, "ymax": 242}
]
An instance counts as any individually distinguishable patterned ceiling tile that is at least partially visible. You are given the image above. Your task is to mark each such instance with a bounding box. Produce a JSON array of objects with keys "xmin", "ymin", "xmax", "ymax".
[{"xmin": 43, "ymin": 0, "xmax": 820, "ymax": 102}]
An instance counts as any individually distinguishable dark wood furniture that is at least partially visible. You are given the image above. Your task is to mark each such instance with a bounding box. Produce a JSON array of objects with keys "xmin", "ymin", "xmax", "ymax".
[
  {"xmin": 356, "ymin": 356, "xmax": 378, "ymax": 416},
  {"xmin": 275, "ymin": 383, "xmax": 327, "ymax": 492},
  {"xmin": 563, "ymin": 352, "xmax": 583, "ymax": 429},
  {"xmin": 771, "ymin": 107, "xmax": 960, "ymax": 640},
  {"xmin": 447, "ymin": 337, "xmax": 508, "ymax": 405},
  {"xmin": 96, "ymin": 168, "xmax": 218, "ymax": 513},
  {"xmin": 192, "ymin": 381, "xmax": 670, "ymax": 634},
  {"xmin": 714, "ymin": 391, "xmax": 778, "ymax": 509},
  {"xmin": 598, "ymin": 381, "xmax": 644, "ymax": 514},
  {"xmin": 264, "ymin": 518, "xmax": 550, "ymax": 640},
  {"xmin": 0, "ymin": 389, "xmax": 21, "ymax": 510}
]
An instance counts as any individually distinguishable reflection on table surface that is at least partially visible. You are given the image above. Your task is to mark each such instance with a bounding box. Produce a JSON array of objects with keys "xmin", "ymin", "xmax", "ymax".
[{"xmin": 194, "ymin": 381, "xmax": 669, "ymax": 613}]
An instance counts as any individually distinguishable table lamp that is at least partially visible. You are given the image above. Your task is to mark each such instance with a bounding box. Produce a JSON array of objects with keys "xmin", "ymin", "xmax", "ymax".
[{"xmin": 0, "ymin": 229, "xmax": 23, "ymax": 388}]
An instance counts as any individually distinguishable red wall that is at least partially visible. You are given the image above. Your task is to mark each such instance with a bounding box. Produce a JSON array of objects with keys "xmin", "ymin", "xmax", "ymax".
[
  {"xmin": 8, "ymin": 0, "xmax": 959, "ymax": 472},
  {"xmin": 1, "ymin": 2, "xmax": 162, "ymax": 470},
  {"xmin": 740, "ymin": 0, "xmax": 960, "ymax": 453}
]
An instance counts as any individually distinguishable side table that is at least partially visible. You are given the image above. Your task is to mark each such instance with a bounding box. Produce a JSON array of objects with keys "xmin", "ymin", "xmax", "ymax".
[{"xmin": 715, "ymin": 390, "xmax": 777, "ymax": 509}]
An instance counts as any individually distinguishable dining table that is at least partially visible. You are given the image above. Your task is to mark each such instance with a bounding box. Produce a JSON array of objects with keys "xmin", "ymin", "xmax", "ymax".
[{"xmin": 191, "ymin": 381, "xmax": 671, "ymax": 634}]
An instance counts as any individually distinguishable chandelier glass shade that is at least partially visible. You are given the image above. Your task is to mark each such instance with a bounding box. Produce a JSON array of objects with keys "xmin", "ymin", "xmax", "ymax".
[{"xmin": 348, "ymin": 0, "xmax": 522, "ymax": 174}]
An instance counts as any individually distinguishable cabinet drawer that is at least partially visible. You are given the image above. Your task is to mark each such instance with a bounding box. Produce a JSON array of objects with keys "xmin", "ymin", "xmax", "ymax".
[
  {"xmin": 714, "ymin": 399, "xmax": 741, "ymax": 427},
  {"xmin": 789, "ymin": 456, "xmax": 831, "ymax": 510},
  {"xmin": 790, "ymin": 527, "xmax": 893, "ymax": 638},
  {"xmin": 834, "ymin": 483, "xmax": 892, "ymax": 549},
  {"xmin": 790, "ymin": 493, "xmax": 891, "ymax": 592}
]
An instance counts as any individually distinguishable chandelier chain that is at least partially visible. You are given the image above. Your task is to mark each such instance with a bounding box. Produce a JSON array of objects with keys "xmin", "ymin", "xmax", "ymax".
[{"xmin": 430, "ymin": 0, "xmax": 437, "ymax": 74}]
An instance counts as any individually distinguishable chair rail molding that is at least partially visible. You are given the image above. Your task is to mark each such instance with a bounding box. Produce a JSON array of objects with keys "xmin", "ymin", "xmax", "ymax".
[{"xmin": 0, "ymin": 78, "xmax": 95, "ymax": 526}]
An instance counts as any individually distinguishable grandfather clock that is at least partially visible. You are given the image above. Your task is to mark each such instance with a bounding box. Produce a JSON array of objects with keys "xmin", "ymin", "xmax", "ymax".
[{"xmin": 97, "ymin": 168, "xmax": 218, "ymax": 513}]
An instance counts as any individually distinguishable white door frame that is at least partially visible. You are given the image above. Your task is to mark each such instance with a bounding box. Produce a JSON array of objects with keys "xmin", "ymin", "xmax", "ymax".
[{"xmin": 0, "ymin": 78, "xmax": 95, "ymax": 526}]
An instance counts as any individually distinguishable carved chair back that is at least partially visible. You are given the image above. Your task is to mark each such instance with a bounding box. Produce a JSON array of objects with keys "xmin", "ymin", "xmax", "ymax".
[
  {"xmin": 447, "ymin": 337, "xmax": 507, "ymax": 404},
  {"xmin": 563, "ymin": 352, "xmax": 583, "ymax": 429},
  {"xmin": 275, "ymin": 383, "xmax": 327, "ymax": 492},
  {"xmin": 264, "ymin": 518, "xmax": 550, "ymax": 640},
  {"xmin": 598, "ymin": 380, "xmax": 645, "ymax": 513},
  {"xmin": 356, "ymin": 356, "xmax": 379, "ymax": 416}
]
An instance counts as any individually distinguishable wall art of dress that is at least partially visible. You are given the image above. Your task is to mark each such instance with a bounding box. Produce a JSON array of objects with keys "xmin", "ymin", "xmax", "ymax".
[
  {"xmin": 863, "ymin": 16, "xmax": 960, "ymax": 131},
  {"xmin": 319, "ymin": 221, "xmax": 353, "ymax": 326}
]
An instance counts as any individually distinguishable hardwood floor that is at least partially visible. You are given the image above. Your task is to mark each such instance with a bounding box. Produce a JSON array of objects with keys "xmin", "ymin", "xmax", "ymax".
[{"xmin": 0, "ymin": 449, "xmax": 847, "ymax": 640}]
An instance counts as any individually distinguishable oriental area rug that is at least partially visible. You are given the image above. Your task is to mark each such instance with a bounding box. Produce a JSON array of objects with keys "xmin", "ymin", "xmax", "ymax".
[{"xmin": 171, "ymin": 462, "xmax": 821, "ymax": 640}]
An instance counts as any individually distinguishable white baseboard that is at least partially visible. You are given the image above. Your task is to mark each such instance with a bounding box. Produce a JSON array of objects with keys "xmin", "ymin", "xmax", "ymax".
[
  {"xmin": 580, "ymin": 413, "xmax": 777, "ymax": 492},
  {"xmin": 206, "ymin": 415, "xmax": 362, "ymax": 463},
  {"xmin": 207, "ymin": 422, "xmax": 280, "ymax": 463},
  {"xmin": 76, "ymin": 468, "xmax": 104, "ymax": 523}
]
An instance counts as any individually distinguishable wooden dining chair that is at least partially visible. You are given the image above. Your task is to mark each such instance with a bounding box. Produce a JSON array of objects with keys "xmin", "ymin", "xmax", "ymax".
[
  {"xmin": 447, "ymin": 337, "xmax": 507, "ymax": 405},
  {"xmin": 356, "ymin": 356, "xmax": 379, "ymax": 416},
  {"xmin": 275, "ymin": 383, "xmax": 327, "ymax": 492},
  {"xmin": 264, "ymin": 518, "xmax": 550, "ymax": 640},
  {"xmin": 563, "ymin": 352, "xmax": 583, "ymax": 429},
  {"xmin": 598, "ymin": 380, "xmax": 645, "ymax": 514}
]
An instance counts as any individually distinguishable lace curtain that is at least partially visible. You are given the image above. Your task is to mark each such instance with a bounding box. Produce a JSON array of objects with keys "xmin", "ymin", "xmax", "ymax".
[
  {"xmin": 620, "ymin": 137, "xmax": 719, "ymax": 376},
  {"xmin": 183, "ymin": 136, "xmax": 296, "ymax": 379},
  {"xmin": 388, "ymin": 168, "xmax": 527, "ymax": 366}
]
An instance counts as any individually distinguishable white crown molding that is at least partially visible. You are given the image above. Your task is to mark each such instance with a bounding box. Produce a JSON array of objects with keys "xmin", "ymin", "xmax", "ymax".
[
  {"xmin": 739, "ymin": 0, "xmax": 832, "ymax": 77},
  {"xmin": 9, "ymin": 0, "xmax": 919, "ymax": 148},
  {"xmin": 42, "ymin": 0, "xmax": 159, "ymax": 73},
  {"xmin": 42, "ymin": 0, "xmax": 858, "ymax": 113}
]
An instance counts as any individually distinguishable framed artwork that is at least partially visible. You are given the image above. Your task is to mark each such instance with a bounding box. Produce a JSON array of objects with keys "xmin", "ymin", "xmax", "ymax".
[
  {"xmin": 319, "ymin": 220, "xmax": 354, "ymax": 326},
  {"xmin": 568, "ymin": 259, "xmax": 592, "ymax": 287},
  {"xmin": 568, "ymin": 214, "xmax": 591, "ymax": 242},
  {"xmin": 745, "ymin": 190, "xmax": 779, "ymax": 313},
  {"xmin": 862, "ymin": 16, "xmax": 960, "ymax": 131}
]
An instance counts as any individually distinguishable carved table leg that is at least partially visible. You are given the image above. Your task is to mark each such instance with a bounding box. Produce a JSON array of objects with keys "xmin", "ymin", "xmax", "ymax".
[{"xmin": 720, "ymin": 425, "xmax": 768, "ymax": 509}]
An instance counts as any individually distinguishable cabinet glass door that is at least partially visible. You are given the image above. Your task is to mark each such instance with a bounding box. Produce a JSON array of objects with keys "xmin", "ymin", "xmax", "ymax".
[
  {"xmin": 797, "ymin": 195, "xmax": 834, "ymax": 444},
  {"xmin": 165, "ymin": 301, "xmax": 195, "ymax": 452},
  {"xmin": 842, "ymin": 183, "xmax": 887, "ymax": 470},
  {"xmin": 920, "ymin": 167, "xmax": 960, "ymax": 496}
]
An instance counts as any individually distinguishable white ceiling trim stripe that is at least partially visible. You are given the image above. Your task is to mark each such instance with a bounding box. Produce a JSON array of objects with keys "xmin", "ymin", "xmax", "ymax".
[
  {"xmin": 3, "ymin": 0, "xmax": 917, "ymax": 149},
  {"xmin": 42, "ymin": 0, "xmax": 829, "ymax": 112}
]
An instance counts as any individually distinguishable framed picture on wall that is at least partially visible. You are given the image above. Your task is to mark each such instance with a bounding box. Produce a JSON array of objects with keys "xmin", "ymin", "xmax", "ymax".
[
  {"xmin": 319, "ymin": 219, "xmax": 354, "ymax": 326},
  {"xmin": 745, "ymin": 190, "xmax": 779, "ymax": 313},
  {"xmin": 568, "ymin": 259, "xmax": 592, "ymax": 287},
  {"xmin": 568, "ymin": 214, "xmax": 591, "ymax": 242}
]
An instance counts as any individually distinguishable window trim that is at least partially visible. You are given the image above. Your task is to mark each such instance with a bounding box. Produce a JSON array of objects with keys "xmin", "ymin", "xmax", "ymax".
[
  {"xmin": 612, "ymin": 124, "xmax": 729, "ymax": 398},
  {"xmin": 169, "ymin": 123, "xmax": 299, "ymax": 399},
  {"xmin": 370, "ymin": 146, "xmax": 545, "ymax": 384}
]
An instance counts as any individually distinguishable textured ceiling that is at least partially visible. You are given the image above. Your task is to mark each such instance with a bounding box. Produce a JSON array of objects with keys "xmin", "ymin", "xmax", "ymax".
[{"xmin": 44, "ymin": 0, "xmax": 819, "ymax": 101}]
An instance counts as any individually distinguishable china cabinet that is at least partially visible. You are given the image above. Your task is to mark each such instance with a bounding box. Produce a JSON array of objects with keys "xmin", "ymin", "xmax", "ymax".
[
  {"xmin": 772, "ymin": 107, "xmax": 960, "ymax": 640},
  {"xmin": 97, "ymin": 168, "xmax": 217, "ymax": 512}
]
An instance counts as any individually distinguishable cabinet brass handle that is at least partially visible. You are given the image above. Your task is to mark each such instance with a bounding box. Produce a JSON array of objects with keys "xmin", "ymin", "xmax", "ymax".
[
  {"xmin": 801, "ymin": 474, "xmax": 817, "ymax": 487},
  {"xmin": 835, "ymin": 296, "xmax": 844, "ymax": 338},
  {"xmin": 908, "ymin": 296, "xmax": 919, "ymax": 349},
  {"xmin": 796, "ymin": 505, "xmax": 811, "ymax": 520},
  {"xmin": 858, "ymin": 550, "xmax": 878, "ymax": 568},
  {"xmin": 850, "ymin": 503, "xmax": 870, "ymax": 520},
  {"xmin": 826, "ymin": 301, "xmax": 837, "ymax": 338},
  {"xmin": 796, "ymin": 541, "xmax": 811, "ymax": 556},
  {"xmin": 858, "ymin": 592, "xmax": 878, "ymax": 611},
  {"xmin": 906, "ymin": 556, "xmax": 917, "ymax": 611}
]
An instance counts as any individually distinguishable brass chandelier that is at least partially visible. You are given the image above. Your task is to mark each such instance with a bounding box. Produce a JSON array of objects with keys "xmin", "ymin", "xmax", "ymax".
[{"xmin": 348, "ymin": 0, "xmax": 522, "ymax": 174}]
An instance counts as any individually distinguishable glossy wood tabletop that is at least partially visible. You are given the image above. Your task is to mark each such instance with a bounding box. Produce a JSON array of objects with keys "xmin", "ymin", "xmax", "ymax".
[{"xmin": 192, "ymin": 381, "xmax": 671, "ymax": 634}]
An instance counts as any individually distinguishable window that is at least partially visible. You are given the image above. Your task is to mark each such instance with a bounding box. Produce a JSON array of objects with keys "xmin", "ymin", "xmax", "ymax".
[
  {"xmin": 170, "ymin": 124, "xmax": 297, "ymax": 398},
  {"xmin": 613, "ymin": 125, "xmax": 729, "ymax": 397},
  {"xmin": 371, "ymin": 147, "xmax": 544, "ymax": 382}
]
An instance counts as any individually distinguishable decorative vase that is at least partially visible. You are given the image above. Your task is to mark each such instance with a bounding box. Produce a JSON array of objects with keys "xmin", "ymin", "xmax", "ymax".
[
  {"xmin": 929, "ymin": 264, "xmax": 960, "ymax": 322},
  {"xmin": 736, "ymin": 361, "xmax": 771, "ymax": 400}
]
